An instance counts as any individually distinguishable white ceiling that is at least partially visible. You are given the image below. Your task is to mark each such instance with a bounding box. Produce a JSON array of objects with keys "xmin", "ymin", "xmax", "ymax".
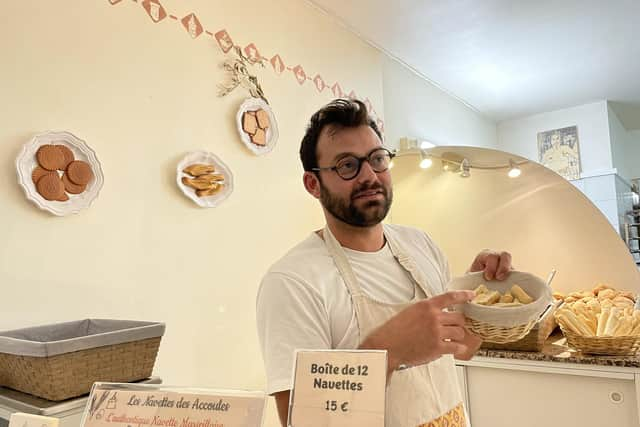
[{"xmin": 308, "ymin": 0, "xmax": 640, "ymax": 128}]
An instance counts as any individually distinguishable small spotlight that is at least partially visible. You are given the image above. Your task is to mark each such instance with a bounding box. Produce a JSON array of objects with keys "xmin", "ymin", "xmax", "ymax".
[
  {"xmin": 460, "ymin": 159, "xmax": 470, "ymax": 178},
  {"xmin": 388, "ymin": 160, "xmax": 395, "ymax": 170},
  {"xmin": 419, "ymin": 151, "xmax": 432, "ymax": 169},
  {"xmin": 508, "ymin": 159, "xmax": 521, "ymax": 178}
]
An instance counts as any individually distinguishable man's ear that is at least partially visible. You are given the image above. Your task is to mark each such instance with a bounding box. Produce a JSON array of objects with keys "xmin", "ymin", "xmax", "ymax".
[{"xmin": 303, "ymin": 171, "xmax": 321, "ymax": 199}]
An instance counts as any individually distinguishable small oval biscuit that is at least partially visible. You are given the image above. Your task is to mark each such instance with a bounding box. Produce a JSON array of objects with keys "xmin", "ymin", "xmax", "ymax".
[{"xmin": 196, "ymin": 183, "xmax": 223, "ymax": 197}]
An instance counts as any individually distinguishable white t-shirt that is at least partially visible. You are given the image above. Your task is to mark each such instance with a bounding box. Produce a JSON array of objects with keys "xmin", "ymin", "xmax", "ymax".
[{"xmin": 256, "ymin": 224, "xmax": 451, "ymax": 395}]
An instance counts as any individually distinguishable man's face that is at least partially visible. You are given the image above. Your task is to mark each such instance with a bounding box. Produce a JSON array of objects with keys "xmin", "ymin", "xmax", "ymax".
[
  {"xmin": 551, "ymin": 133, "xmax": 561, "ymax": 147},
  {"xmin": 313, "ymin": 125, "xmax": 392, "ymax": 227}
]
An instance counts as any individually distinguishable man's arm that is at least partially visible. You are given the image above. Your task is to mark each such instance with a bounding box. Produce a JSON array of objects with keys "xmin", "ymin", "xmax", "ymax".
[
  {"xmin": 257, "ymin": 272, "xmax": 330, "ymax": 427},
  {"xmin": 273, "ymin": 390, "xmax": 290, "ymax": 427}
]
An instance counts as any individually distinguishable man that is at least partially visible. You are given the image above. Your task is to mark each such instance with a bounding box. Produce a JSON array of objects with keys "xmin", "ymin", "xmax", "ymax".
[
  {"xmin": 542, "ymin": 131, "xmax": 575, "ymax": 177},
  {"xmin": 256, "ymin": 99, "xmax": 512, "ymax": 426}
]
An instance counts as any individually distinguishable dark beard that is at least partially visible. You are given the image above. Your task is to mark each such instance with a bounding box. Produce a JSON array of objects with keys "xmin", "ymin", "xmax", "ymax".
[{"xmin": 319, "ymin": 181, "xmax": 393, "ymax": 227}]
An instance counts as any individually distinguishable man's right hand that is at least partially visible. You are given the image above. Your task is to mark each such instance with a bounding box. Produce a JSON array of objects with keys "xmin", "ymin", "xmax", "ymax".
[{"xmin": 359, "ymin": 290, "xmax": 476, "ymax": 376}]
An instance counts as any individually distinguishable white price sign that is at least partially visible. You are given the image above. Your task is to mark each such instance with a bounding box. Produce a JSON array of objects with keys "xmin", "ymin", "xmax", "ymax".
[{"xmin": 288, "ymin": 350, "xmax": 386, "ymax": 427}]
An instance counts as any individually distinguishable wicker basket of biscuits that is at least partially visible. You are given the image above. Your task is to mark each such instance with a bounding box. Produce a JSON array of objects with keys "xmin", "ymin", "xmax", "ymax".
[
  {"xmin": 448, "ymin": 271, "xmax": 553, "ymax": 344},
  {"xmin": 554, "ymin": 285, "xmax": 640, "ymax": 356}
]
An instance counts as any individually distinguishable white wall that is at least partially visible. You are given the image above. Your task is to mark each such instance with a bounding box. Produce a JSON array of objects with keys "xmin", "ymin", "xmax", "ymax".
[
  {"xmin": 608, "ymin": 104, "xmax": 640, "ymax": 182},
  {"xmin": 0, "ymin": 1, "xmax": 385, "ymax": 425},
  {"xmin": 497, "ymin": 101, "xmax": 612, "ymax": 175},
  {"xmin": 382, "ymin": 56, "xmax": 497, "ymax": 150},
  {"xmin": 496, "ymin": 100, "xmax": 624, "ymax": 234}
]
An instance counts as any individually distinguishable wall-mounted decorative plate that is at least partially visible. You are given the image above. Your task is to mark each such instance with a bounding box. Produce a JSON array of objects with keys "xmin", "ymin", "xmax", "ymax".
[
  {"xmin": 235, "ymin": 97, "xmax": 279, "ymax": 156},
  {"xmin": 16, "ymin": 131, "xmax": 104, "ymax": 216},
  {"xmin": 176, "ymin": 151, "xmax": 234, "ymax": 208}
]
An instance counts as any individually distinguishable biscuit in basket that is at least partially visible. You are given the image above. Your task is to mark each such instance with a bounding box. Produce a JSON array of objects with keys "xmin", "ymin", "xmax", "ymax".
[
  {"xmin": 471, "ymin": 284, "xmax": 533, "ymax": 307},
  {"xmin": 499, "ymin": 293, "xmax": 514, "ymax": 303},
  {"xmin": 556, "ymin": 309, "xmax": 594, "ymax": 336},
  {"xmin": 511, "ymin": 284, "xmax": 533, "ymax": 304},
  {"xmin": 473, "ymin": 284, "xmax": 489, "ymax": 295},
  {"xmin": 473, "ymin": 290, "xmax": 500, "ymax": 305},
  {"xmin": 597, "ymin": 288, "xmax": 617, "ymax": 300},
  {"xmin": 557, "ymin": 298, "xmax": 640, "ymax": 338}
]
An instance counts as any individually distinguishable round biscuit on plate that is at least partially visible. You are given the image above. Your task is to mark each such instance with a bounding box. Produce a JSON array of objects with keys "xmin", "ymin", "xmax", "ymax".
[{"xmin": 37, "ymin": 145, "xmax": 65, "ymax": 171}]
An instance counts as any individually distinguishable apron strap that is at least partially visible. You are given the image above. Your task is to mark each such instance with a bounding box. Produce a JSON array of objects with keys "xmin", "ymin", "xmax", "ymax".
[
  {"xmin": 322, "ymin": 225, "xmax": 364, "ymax": 298},
  {"xmin": 384, "ymin": 224, "xmax": 435, "ymax": 298}
]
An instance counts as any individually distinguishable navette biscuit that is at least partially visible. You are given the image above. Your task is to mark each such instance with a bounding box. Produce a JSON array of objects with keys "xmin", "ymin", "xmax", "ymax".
[
  {"xmin": 183, "ymin": 164, "xmax": 215, "ymax": 177},
  {"xmin": 196, "ymin": 183, "xmax": 223, "ymax": 197}
]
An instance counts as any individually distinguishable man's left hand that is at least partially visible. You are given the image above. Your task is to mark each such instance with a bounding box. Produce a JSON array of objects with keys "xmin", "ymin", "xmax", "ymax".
[{"xmin": 469, "ymin": 250, "xmax": 513, "ymax": 281}]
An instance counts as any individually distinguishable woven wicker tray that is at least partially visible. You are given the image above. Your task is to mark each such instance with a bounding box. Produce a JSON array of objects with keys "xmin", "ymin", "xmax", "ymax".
[
  {"xmin": 0, "ymin": 319, "xmax": 164, "ymax": 401},
  {"xmin": 559, "ymin": 325, "xmax": 640, "ymax": 356}
]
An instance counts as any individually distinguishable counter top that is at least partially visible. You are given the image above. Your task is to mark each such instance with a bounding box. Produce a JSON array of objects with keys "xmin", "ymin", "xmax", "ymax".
[{"xmin": 473, "ymin": 331, "xmax": 640, "ymax": 368}]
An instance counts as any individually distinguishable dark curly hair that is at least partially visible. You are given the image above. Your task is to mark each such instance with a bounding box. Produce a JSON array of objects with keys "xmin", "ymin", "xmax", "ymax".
[{"xmin": 299, "ymin": 99, "xmax": 382, "ymax": 172}]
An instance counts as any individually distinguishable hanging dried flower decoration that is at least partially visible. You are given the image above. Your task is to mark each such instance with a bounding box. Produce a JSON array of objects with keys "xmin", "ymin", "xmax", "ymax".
[{"xmin": 218, "ymin": 46, "xmax": 269, "ymax": 104}]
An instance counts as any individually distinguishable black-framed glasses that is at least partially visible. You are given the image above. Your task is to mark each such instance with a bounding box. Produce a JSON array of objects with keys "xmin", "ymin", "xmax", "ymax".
[{"xmin": 312, "ymin": 148, "xmax": 395, "ymax": 181}]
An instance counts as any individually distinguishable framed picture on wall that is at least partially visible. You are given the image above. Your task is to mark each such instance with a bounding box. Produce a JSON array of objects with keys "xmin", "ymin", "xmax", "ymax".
[{"xmin": 537, "ymin": 125, "xmax": 581, "ymax": 180}]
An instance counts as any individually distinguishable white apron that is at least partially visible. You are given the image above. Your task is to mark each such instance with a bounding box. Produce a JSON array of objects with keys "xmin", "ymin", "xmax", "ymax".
[{"xmin": 323, "ymin": 224, "xmax": 468, "ymax": 427}]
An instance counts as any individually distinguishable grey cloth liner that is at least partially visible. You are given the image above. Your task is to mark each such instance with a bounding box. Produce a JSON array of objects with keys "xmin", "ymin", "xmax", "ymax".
[{"xmin": 0, "ymin": 319, "xmax": 165, "ymax": 357}]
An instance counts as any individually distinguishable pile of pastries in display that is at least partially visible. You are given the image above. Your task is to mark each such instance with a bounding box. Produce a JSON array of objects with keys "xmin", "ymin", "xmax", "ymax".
[{"xmin": 554, "ymin": 284, "xmax": 640, "ymax": 337}]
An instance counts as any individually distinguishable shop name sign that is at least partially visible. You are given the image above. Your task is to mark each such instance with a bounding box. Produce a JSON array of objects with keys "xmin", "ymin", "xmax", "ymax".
[
  {"xmin": 81, "ymin": 384, "xmax": 265, "ymax": 427},
  {"xmin": 288, "ymin": 350, "xmax": 386, "ymax": 427}
]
